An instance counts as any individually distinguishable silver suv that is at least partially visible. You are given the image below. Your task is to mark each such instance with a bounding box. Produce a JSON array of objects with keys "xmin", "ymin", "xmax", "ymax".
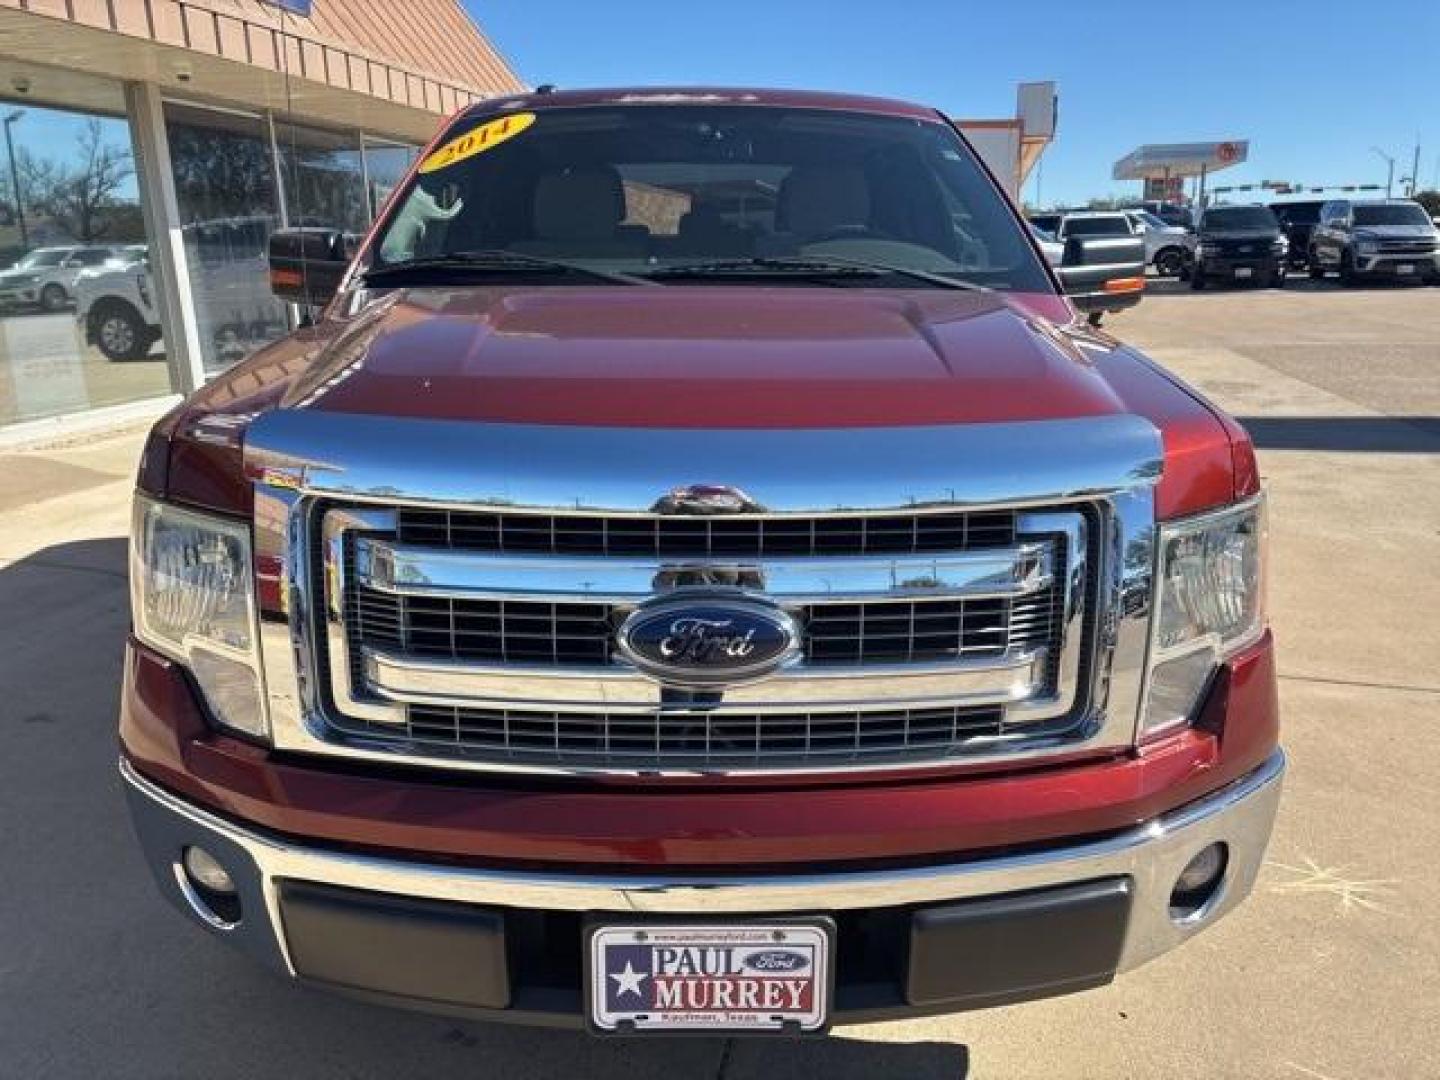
[{"xmin": 1308, "ymin": 199, "xmax": 1440, "ymax": 285}]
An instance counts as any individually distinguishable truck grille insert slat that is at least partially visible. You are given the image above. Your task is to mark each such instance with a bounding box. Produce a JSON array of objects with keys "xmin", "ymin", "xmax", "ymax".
[
  {"xmin": 348, "ymin": 589, "xmax": 1052, "ymax": 667},
  {"xmin": 400, "ymin": 704, "xmax": 1007, "ymax": 769},
  {"xmin": 396, "ymin": 508, "xmax": 1017, "ymax": 557}
]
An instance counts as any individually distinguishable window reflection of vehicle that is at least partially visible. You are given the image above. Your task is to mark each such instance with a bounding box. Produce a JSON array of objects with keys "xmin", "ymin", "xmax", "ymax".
[
  {"xmin": 181, "ymin": 215, "xmax": 289, "ymax": 367},
  {"xmin": 75, "ymin": 257, "xmax": 160, "ymax": 362},
  {"xmin": 0, "ymin": 244, "xmax": 128, "ymax": 311}
]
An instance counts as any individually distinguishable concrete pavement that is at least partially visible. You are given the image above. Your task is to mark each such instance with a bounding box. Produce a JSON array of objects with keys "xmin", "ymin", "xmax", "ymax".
[{"xmin": 1, "ymin": 282, "xmax": 1436, "ymax": 1078}]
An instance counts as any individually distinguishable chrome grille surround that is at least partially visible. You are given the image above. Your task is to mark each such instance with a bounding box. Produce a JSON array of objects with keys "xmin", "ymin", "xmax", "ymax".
[{"xmin": 250, "ymin": 413, "xmax": 1162, "ymax": 778}]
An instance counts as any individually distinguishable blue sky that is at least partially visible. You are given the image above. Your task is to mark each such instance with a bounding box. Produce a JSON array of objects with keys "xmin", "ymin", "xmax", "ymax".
[{"xmin": 468, "ymin": 0, "xmax": 1440, "ymax": 207}]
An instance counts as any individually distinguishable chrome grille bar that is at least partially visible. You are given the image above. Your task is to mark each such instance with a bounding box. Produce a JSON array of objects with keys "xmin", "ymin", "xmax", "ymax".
[
  {"xmin": 354, "ymin": 539, "xmax": 1054, "ymax": 604},
  {"xmin": 359, "ymin": 645, "xmax": 1049, "ymax": 714}
]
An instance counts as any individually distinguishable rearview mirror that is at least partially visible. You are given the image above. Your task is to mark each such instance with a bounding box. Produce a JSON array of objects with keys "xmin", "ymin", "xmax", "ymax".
[
  {"xmin": 1054, "ymin": 235, "xmax": 1146, "ymax": 325},
  {"xmin": 268, "ymin": 227, "xmax": 355, "ymax": 308}
]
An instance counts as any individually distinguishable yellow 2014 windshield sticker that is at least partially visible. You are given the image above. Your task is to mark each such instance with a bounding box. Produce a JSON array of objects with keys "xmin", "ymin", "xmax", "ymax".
[{"xmin": 419, "ymin": 112, "xmax": 536, "ymax": 174}]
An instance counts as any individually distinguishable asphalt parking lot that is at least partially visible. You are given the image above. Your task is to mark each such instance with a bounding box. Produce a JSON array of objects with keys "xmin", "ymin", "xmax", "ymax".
[{"xmin": 1, "ymin": 280, "xmax": 1436, "ymax": 1078}]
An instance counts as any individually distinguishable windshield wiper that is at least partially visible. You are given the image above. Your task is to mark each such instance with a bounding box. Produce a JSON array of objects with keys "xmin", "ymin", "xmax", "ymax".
[
  {"xmin": 646, "ymin": 256, "xmax": 988, "ymax": 291},
  {"xmin": 362, "ymin": 249, "xmax": 655, "ymax": 286}
]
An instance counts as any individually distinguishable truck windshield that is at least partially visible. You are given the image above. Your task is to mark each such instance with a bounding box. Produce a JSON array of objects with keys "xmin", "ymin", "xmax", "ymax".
[
  {"xmin": 1353, "ymin": 204, "xmax": 1431, "ymax": 227},
  {"xmin": 1202, "ymin": 207, "xmax": 1277, "ymax": 231},
  {"xmin": 371, "ymin": 105, "xmax": 1051, "ymax": 292},
  {"xmin": 1063, "ymin": 217, "xmax": 1131, "ymax": 237}
]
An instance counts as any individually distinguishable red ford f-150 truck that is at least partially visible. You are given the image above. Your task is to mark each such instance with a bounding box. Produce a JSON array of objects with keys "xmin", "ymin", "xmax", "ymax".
[{"xmin": 120, "ymin": 87, "xmax": 1280, "ymax": 1035}]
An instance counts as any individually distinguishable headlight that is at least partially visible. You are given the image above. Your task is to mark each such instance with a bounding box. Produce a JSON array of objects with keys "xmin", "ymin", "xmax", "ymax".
[
  {"xmin": 1142, "ymin": 496, "xmax": 1266, "ymax": 737},
  {"xmin": 131, "ymin": 495, "xmax": 268, "ymax": 739}
]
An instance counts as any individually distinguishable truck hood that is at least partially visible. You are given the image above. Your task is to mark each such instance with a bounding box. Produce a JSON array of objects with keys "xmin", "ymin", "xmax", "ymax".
[
  {"xmin": 268, "ymin": 285, "xmax": 1124, "ymax": 428},
  {"xmin": 157, "ymin": 285, "xmax": 1252, "ymax": 521}
]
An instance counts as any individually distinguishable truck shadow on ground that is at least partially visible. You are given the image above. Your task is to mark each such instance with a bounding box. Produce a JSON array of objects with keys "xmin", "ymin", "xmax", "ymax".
[
  {"xmin": 1236, "ymin": 415, "xmax": 1440, "ymax": 453},
  {"xmin": 0, "ymin": 537, "xmax": 971, "ymax": 1079}
]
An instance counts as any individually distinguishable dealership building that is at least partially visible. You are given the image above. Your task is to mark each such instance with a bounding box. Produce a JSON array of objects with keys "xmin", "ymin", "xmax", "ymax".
[{"xmin": 0, "ymin": 0, "xmax": 523, "ymax": 440}]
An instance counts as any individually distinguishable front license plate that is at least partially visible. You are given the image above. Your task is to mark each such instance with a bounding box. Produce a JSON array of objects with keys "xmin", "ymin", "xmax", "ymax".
[
  {"xmin": 588, "ymin": 922, "xmax": 832, "ymax": 1034},
  {"xmin": 1396, "ymin": 263, "xmax": 1415, "ymax": 275},
  {"xmin": 1234, "ymin": 266, "xmax": 1254, "ymax": 278}
]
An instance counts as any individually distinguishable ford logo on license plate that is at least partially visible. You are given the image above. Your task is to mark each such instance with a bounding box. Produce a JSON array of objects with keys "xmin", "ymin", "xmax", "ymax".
[{"xmin": 617, "ymin": 597, "xmax": 801, "ymax": 687}]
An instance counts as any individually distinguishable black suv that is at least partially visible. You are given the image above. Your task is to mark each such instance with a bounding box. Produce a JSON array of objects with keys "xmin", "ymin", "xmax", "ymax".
[
  {"xmin": 1269, "ymin": 200, "xmax": 1324, "ymax": 270},
  {"xmin": 1308, "ymin": 199, "xmax": 1440, "ymax": 285},
  {"xmin": 1187, "ymin": 204, "xmax": 1287, "ymax": 289}
]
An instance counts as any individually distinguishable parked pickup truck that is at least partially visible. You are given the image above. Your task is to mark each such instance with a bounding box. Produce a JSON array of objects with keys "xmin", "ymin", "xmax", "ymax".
[
  {"xmin": 1307, "ymin": 198, "xmax": 1440, "ymax": 285},
  {"xmin": 1187, "ymin": 204, "xmax": 1289, "ymax": 290},
  {"xmin": 121, "ymin": 87, "xmax": 1280, "ymax": 1036}
]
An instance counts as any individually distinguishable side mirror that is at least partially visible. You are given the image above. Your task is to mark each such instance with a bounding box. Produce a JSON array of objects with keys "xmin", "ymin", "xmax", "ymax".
[
  {"xmin": 1054, "ymin": 235, "xmax": 1146, "ymax": 325},
  {"xmin": 268, "ymin": 227, "xmax": 355, "ymax": 307}
]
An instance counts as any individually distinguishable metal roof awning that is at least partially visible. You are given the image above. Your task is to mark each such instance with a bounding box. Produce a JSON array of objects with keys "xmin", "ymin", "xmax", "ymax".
[
  {"xmin": 0, "ymin": 0, "xmax": 525, "ymax": 143},
  {"xmin": 1113, "ymin": 141, "xmax": 1249, "ymax": 180}
]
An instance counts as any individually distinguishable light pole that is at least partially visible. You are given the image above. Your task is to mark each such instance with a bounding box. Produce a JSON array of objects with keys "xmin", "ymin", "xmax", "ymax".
[
  {"xmin": 3, "ymin": 109, "xmax": 27, "ymax": 251},
  {"xmin": 1370, "ymin": 146, "xmax": 1395, "ymax": 199}
]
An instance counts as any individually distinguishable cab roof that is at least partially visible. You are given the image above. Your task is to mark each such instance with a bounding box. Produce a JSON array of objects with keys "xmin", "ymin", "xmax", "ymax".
[{"xmin": 459, "ymin": 86, "xmax": 942, "ymax": 123}]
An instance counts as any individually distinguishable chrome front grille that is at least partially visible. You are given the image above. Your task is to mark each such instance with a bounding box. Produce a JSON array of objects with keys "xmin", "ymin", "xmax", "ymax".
[
  {"xmin": 316, "ymin": 503, "xmax": 1089, "ymax": 773},
  {"xmin": 246, "ymin": 411, "xmax": 1165, "ymax": 779}
]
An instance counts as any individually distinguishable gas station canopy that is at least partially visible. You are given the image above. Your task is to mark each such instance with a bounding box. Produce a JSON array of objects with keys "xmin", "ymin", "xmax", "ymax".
[{"xmin": 1113, "ymin": 141, "xmax": 1250, "ymax": 181}]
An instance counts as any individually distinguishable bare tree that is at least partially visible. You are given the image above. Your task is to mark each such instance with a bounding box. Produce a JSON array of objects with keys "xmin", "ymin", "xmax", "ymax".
[{"xmin": 20, "ymin": 119, "xmax": 134, "ymax": 241}]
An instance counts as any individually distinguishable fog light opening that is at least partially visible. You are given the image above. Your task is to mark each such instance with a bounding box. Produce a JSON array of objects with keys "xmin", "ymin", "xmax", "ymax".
[
  {"xmin": 1169, "ymin": 842, "xmax": 1229, "ymax": 923},
  {"xmin": 175, "ymin": 846, "xmax": 242, "ymax": 929}
]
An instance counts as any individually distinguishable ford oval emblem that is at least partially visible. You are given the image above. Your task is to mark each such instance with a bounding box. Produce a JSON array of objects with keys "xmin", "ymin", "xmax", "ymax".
[
  {"xmin": 616, "ymin": 597, "xmax": 801, "ymax": 687},
  {"xmin": 743, "ymin": 949, "xmax": 810, "ymax": 974}
]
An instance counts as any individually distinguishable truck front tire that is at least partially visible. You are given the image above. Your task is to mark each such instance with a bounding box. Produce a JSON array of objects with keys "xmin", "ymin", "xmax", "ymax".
[{"xmin": 1154, "ymin": 247, "xmax": 1185, "ymax": 277}]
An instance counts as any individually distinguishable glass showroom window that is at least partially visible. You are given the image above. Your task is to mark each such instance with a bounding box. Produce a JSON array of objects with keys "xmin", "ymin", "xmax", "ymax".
[
  {"xmin": 274, "ymin": 121, "xmax": 367, "ymax": 235},
  {"xmin": 163, "ymin": 101, "xmax": 288, "ymax": 378},
  {"xmin": 361, "ymin": 137, "xmax": 418, "ymax": 221},
  {"xmin": 0, "ymin": 100, "xmax": 168, "ymax": 427}
]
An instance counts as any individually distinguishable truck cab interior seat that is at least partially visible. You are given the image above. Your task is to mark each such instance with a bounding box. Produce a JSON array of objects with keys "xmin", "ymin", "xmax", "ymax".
[{"xmin": 512, "ymin": 166, "xmax": 649, "ymax": 258}]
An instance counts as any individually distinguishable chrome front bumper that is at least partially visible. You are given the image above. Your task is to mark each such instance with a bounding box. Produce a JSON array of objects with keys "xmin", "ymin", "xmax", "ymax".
[{"xmin": 121, "ymin": 750, "xmax": 1284, "ymax": 1021}]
